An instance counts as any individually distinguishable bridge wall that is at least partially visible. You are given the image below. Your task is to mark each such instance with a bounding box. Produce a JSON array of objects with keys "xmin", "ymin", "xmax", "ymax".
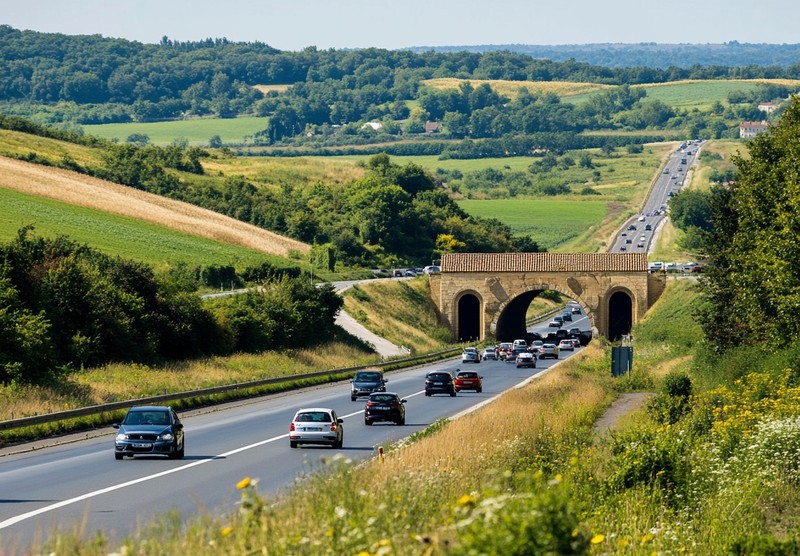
[{"xmin": 432, "ymin": 253, "xmax": 663, "ymax": 341}]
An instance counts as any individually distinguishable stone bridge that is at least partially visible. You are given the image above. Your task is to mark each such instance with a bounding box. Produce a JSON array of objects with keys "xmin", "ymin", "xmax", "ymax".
[{"xmin": 428, "ymin": 252, "xmax": 666, "ymax": 342}]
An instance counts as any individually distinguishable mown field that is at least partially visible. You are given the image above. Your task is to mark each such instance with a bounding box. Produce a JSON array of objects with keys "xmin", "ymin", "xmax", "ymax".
[
  {"xmin": 457, "ymin": 198, "xmax": 608, "ymax": 251},
  {"xmin": 82, "ymin": 115, "xmax": 269, "ymax": 146},
  {"xmin": 0, "ymin": 187, "xmax": 279, "ymax": 272}
]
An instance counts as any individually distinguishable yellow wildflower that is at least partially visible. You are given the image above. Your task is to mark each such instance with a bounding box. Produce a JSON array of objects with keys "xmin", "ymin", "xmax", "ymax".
[
  {"xmin": 591, "ymin": 534, "xmax": 605, "ymax": 544},
  {"xmin": 236, "ymin": 477, "xmax": 251, "ymax": 490},
  {"xmin": 220, "ymin": 526, "xmax": 233, "ymax": 536}
]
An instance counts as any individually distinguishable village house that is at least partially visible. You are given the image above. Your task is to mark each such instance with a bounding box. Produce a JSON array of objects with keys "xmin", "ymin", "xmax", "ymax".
[{"xmin": 739, "ymin": 121, "xmax": 769, "ymax": 139}]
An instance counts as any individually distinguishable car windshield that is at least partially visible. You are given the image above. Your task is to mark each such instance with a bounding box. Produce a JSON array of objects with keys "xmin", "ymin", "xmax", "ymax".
[
  {"xmin": 125, "ymin": 411, "xmax": 169, "ymax": 425},
  {"xmin": 355, "ymin": 372, "xmax": 381, "ymax": 381},
  {"xmin": 296, "ymin": 411, "xmax": 332, "ymax": 422},
  {"xmin": 369, "ymin": 394, "xmax": 396, "ymax": 403}
]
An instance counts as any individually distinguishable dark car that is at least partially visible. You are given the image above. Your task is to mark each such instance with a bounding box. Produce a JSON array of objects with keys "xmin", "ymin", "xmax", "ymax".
[
  {"xmin": 351, "ymin": 368, "xmax": 387, "ymax": 401},
  {"xmin": 364, "ymin": 392, "xmax": 406, "ymax": 425},
  {"xmin": 454, "ymin": 370, "xmax": 483, "ymax": 392},
  {"xmin": 425, "ymin": 370, "xmax": 457, "ymax": 397},
  {"xmin": 114, "ymin": 406, "xmax": 184, "ymax": 460},
  {"xmin": 561, "ymin": 312, "xmax": 572, "ymax": 322}
]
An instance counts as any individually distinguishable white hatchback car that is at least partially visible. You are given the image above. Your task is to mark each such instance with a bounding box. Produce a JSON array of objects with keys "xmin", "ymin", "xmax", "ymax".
[{"xmin": 289, "ymin": 408, "xmax": 344, "ymax": 449}]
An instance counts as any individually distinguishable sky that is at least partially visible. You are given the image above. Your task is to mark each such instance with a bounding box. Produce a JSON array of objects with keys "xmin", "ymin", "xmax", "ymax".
[{"xmin": 3, "ymin": 0, "xmax": 799, "ymax": 51}]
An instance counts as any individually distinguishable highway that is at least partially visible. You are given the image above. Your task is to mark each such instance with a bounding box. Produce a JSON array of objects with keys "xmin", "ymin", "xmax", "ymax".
[
  {"xmin": 0, "ymin": 324, "xmax": 585, "ymax": 551},
  {"xmin": 608, "ymin": 140, "xmax": 704, "ymax": 254}
]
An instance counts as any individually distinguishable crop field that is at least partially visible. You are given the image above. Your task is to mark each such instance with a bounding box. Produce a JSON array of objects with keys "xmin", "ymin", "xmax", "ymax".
[
  {"xmin": 457, "ymin": 198, "xmax": 608, "ymax": 250},
  {"xmin": 569, "ymin": 78, "xmax": 800, "ymax": 109},
  {"xmin": 82, "ymin": 115, "xmax": 269, "ymax": 146},
  {"xmin": 421, "ymin": 78, "xmax": 613, "ymax": 99},
  {"xmin": 0, "ymin": 156, "xmax": 310, "ymax": 260},
  {"xmin": 203, "ymin": 153, "xmax": 365, "ymax": 189},
  {"xmin": 0, "ymin": 187, "xmax": 285, "ymax": 271},
  {"xmin": 0, "ymin": 129, "xmax": 104, "ymax": 168}
]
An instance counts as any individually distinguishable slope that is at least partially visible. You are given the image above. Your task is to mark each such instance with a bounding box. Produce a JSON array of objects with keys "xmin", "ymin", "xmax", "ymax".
[{"xmin": 0, "ymin": 155, "xmax": 310, "ymax": 259}]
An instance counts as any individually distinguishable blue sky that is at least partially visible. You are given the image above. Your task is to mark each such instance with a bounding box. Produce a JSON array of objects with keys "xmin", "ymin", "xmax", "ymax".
[{"xmin": 3, "ymin": 0, "xmax": 799, "ymax": 51}]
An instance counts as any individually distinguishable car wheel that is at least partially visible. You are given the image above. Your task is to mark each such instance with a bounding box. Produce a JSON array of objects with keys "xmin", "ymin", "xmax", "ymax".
[
  {"xmin": 115, "ymin": 453, "xmax": 123, "ymax": 460},
  {"xmin": 335, "ymin": 436, "xmax": 343, "ymax": 449},
  {"xmin": 516, "ymin": 364, "xmax": 521, "ymax": 368},
  {"xmin": 177, "ymin": 443, "xmax": 185, "ymax": 459},
  {"xmin": 455, "ymin": 388, "xmax": 460, "ymax": 393},
  {"xmin": 290, "ymin": 441, "xmax": 298, "ymax": 449},
  {"xmin": 365, "ymin": 419, "xmax": 372, "ymax": 426},
  {"xmin": 450, "ymin": 391, "xmax": 456, "ymax": 397},
  {"xmin": 398, "ymin": 417, "xmax": 405, "ymax": 426},
  {"xmin": 477, "ymin": 388, "xmax": 482, "ymax": 393},
  {"xmin": 351, "ymin": 396, "xmax": 357, "ymax": 401},
  {"xmin": 425, "ymin": 392, "xmax": 431, "ymax": 396}
]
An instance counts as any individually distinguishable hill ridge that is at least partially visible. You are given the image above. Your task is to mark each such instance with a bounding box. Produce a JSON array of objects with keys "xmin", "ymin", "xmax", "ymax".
[{"xmin": 0, "ymin": 156, "xmax": 310, "ymax": 258}]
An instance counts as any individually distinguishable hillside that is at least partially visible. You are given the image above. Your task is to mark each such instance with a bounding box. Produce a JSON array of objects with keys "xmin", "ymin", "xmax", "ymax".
[{"xmin": 0, "ymin": 155, "xmax": 310, "ymax": 259}]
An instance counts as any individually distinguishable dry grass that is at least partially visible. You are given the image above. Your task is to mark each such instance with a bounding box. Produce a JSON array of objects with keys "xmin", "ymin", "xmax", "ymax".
[
  {"xmin": 202, "ymin": 154, "xmax": 365, "ymax": 190},
  {"xmin": 0, "ymin": 343, "xmax": 376, "ymax": 420},
  {"xmin": 421, "ymin": 78, "xmax": 612, "ymax": 99},
  {"xmin": 251, "ymin": 84, "xmax": 292, "ymax": 95},
  {"xmin": 342, "ymin": 278, "xmax": 452, "ymax": 353},
  {"xmin": 0, "ymin": 156, "xmax": 310, "ymax": 257}
]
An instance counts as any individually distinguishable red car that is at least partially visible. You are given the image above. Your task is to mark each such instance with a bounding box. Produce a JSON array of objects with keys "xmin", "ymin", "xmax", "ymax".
[{"xmin": 454, "ymin": 370, "xmax": 483, "ymax": 393}]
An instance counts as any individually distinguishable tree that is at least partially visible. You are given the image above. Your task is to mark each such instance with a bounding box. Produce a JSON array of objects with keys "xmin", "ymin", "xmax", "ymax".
[{"xmin": 698, "ymin": 96, "xmax": 800, "ymax": 350}]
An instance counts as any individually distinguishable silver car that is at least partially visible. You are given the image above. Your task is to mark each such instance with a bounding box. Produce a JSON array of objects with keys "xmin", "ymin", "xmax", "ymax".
[
  {"xmin": 515, "ymin": 351, "xmax": 536, "ymax": 368},
  {"xmin": 462, "ymin": 347, "xmax": 481, "ymax": 363},
  {"xmin": 289, "ymin": 407, "xmax": 344, "ymax": 449}
]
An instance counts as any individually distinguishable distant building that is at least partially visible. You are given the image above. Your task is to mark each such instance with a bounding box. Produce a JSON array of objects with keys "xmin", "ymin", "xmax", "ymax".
[
  {"xmin": 424, "ymin": 121, "xmax": 442, "ymax": 134},
  {"xmin": 740, "ymin": 121, "xmax": 769, "ymax": 139},
  {"xmin": 362, "ymin": 121, "xmax": 382, "ymax": 131},
  {"xmin": 758, "ymin": 102, "xmax": 779, "ymax": 113}
]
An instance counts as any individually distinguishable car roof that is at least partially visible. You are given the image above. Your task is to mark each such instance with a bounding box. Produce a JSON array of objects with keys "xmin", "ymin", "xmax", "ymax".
[
  {"xmin": 294, "ymin": 407, "xmax": 335, "ymax": 414},
  {"xmin": 127, "ymin": 405, "xmax": 171, "ymax": 412},
  {"xmin": 368, "ymin": 391, "xmax": 400, "ymax": 397}
]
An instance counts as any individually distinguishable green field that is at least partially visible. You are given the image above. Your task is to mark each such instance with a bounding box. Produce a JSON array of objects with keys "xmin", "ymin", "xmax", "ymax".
[
  {"xmin": 0, "ymin": 187, "xmax": 282, "ymax": 271},
  {"xmin": 457, "ymin": 198, "xmax": 608, "ymax": 250},
  {"xmin": 569, "ymin": 79, "xmax": 800, "ymax": 110},
  {"xmin": 82, "ymin": 116, "xmax": 268, "ymax": 146}
]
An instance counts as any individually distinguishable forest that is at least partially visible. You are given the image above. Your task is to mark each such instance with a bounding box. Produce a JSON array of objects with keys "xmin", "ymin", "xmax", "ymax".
[{"xmin": 1, "ymin": 25, "xmax": 799, "ymax": 150}]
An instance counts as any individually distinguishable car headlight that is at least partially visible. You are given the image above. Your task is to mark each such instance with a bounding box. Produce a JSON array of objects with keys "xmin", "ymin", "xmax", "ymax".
[
  {"xmin": 116, "ymin": 433, "xmax": 128, "ymax": 441},
  {"xmin": 159, "ymin": 433, "xmax": 174, "ymax": 441}
]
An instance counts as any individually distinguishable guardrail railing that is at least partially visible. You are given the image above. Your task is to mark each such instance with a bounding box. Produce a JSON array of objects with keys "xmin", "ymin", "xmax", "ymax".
[{"xmin": 0, "ymin": 347, "xmax": 461, "ymax": 433}]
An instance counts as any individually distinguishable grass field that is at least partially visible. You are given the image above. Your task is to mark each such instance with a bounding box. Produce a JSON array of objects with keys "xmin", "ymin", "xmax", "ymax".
[
  {"xmin": 569, "ymin": 78, "xmax": 800, "ymax": 109},
  {"xmin": 0, "ymin": 187, "xmax": 284, "ymax": 272},
  {"xmin": 457, "ymin": 198, "xmax": 608, "ymax": 250},
  {"xmin": 82, "ymin": 115, "xmax": 269, "ymax": 146}
]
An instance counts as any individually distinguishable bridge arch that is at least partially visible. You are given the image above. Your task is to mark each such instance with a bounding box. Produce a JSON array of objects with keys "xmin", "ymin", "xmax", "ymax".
[
  {"xmin": 431, "ymin": 253, "xmax": 665, "ymax": 342},
  {"xmin": 454, "ymin": 289, "xmax": 483, "ymax": 343}
]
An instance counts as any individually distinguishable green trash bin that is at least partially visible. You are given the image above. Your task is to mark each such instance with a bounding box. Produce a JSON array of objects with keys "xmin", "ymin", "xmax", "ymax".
[{"xmin": 611, "ymin": 346, "xmax": 633, "ymax": 377}]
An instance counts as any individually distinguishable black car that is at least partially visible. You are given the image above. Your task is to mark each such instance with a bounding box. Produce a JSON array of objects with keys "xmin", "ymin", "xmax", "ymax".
[
  {"xmin": 351, "ymin": 369, "xmax": 387, "ymax": 401},
  {"xmin": 424, "ymin": 371, "xmax": 457, "ymax": 397},
  {"xmin": 364, "ymin": 392, "xmax": 407, "ymax": 425},
  {"xmin": 113, "ymin": 405, "xmax": 184, "ymax": 460}
]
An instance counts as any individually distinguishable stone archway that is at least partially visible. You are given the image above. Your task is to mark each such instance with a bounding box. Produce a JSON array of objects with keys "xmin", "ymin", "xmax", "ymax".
[
  {"xmin": 607, "ymin": 289, "xmax": 633, "ymax": 341},
  {"xmin": 456, "ymin": 292, "xmax": 482, "ymax": 342}
]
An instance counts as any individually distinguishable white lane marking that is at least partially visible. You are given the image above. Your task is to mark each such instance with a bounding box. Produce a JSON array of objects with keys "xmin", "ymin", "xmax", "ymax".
[
  {"xmin": 0, "ymin": 432, "xmax": 290, "ymax": 529},
  {"xmin": 1, "ymin": 386, "xmax": 478, "ymax": 529}
]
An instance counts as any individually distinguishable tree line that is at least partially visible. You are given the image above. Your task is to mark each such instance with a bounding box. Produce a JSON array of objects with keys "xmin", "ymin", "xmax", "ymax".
[
  {"xmin": 0, "ymin": 227, "xmax": 342, "ymax": 385},
  {"xmin": 1, "ymin": 24, "xmax": 798, "ymax": 143}
]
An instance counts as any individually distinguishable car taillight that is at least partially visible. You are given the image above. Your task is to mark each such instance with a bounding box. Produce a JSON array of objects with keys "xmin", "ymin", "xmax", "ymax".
[
  {"xmin": 289, "ymin": 422, "xmax": 295, "ymax": 431},
  {"xmin": 365, "ymin": 401, "xmax": 375, "ymax": 408},
  {"xmin": 329, "ymin": 422, "xmax": 338, "ymax": 432}
]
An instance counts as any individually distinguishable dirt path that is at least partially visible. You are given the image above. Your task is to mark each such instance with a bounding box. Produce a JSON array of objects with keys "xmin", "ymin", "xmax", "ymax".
[{"xmin": 592, "ymin": 392, "xmax": 653, "ymax": 436}]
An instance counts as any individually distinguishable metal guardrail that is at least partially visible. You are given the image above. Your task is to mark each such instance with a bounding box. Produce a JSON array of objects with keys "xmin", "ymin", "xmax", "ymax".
[{"xmin": 0, "ymin": 347, "xmax": 461, "ymax": 433}]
